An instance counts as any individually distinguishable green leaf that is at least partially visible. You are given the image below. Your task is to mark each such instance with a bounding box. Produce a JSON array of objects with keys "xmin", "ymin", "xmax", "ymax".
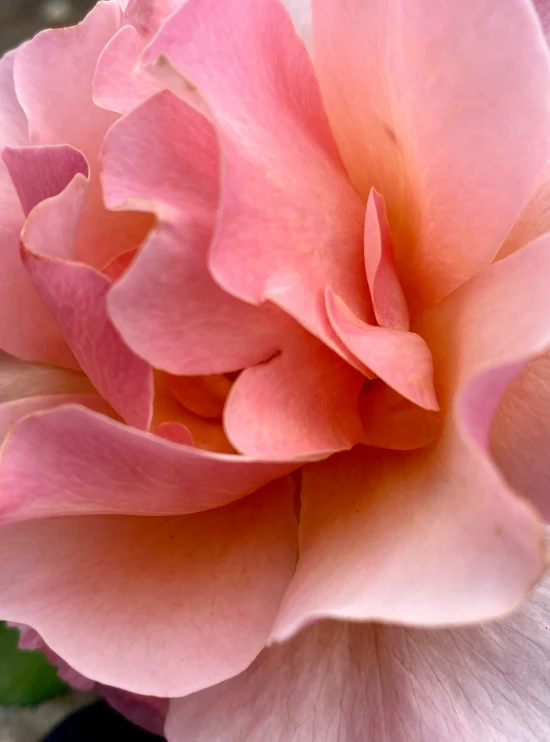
[{"xmin": 0, "ymin": 621, "xmax": 68, "ymax": 706}]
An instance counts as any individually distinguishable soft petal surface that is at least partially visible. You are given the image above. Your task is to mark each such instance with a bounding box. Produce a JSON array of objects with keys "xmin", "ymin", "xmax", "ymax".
[
  {"xmin": 0, "ymin": 479, "xmax": 297, "ymax": 696},
  {"xmin": 491, "ymin": 351, "xmax": 550, "ymax": 523},
  {"xmin": 0, "ymin": 353, "xmax": 93, "ymax": 402},
  {"xmin": 273, "ymin": 237, "xmax": 550, "ymax": 637},
  {"xmin": 12, "ymin": 149, "xmax": 153, "ymax": 428},
  {"xmin": 105, "ymin": 91, "xmax": 364, "ymax": 458},
  {"xmin": 0, "ymin": 404, "xmax": 296, "ymax": 523},
  {"xmin": 14, "ymin": 1, "xmax": 153, "ymax": 269},
  {"xmin": 168, "ymin": 574, "xmax": 550, "ymax": 742},
  {"xmin": 325, "ymin": 286, "xmax": 437, "ymax": 410},
  {"xmin": 364, "ymin": 189, "xmax": 409, "ymax": 331},
  {"xmin": 143, "ymin": 0, "xmax": 372, "ymax": 354},
  {"xmin": 313, "ymin": 0, "xmax": 550, "ymax": 308},
  {"xmin": 0, "ymin": 51, "xmax": 28, "ymax": 147}
]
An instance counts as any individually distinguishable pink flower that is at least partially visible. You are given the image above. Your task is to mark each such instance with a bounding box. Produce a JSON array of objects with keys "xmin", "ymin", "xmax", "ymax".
[{"xmin": 1, "ymin": 0, "xmax": 550, "ymax": 738}]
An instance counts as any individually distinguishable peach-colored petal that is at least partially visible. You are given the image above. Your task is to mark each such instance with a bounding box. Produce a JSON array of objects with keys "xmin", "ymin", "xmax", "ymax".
[
  {"xmin": 104, "ymin": 91, "xmax": 364, "ymax": 458},
  {"xmin": 10, "ymin": 149, "xmax": 153, "ymax": 429},
  {"xmin": 325, "ymin": 286, "xmax": 438, "ymax": 411},
  {"xmin": 166, "ymin": 374, "xmax": 231, "ymax": 419},
  {"xmin": 0, "ymin": 479, "xmax": 297, "ymax": 696},
  {"xmin": 360, "ymin": 381, "xmax": 440, "ymax": 451},
  {"xmin": 0, "ymin": 404, "xmax": 296, "ymax": 523},
  {"xmin": 224, "ymin": 329, "xmax": 364, "ymax": 460},
  {"xmin": 312, "ymin": 0, "xmax": 550, "ymax": 309},
  {"xmin": 273, "ymin": 236, "xmax": 550, "ymax": 637},
  {"xmin": 491, "ymin": 352, "xmax": 550, "ymax": 523},
  {"xmin": 364, "ymin": 188, "xmax": 409, "ymax": 331},
  {"xmin": 168, "ymin": 573, "xmax": 550, "ymax": 742},
  {"xmin": 142, "ymin": 0, "xmax": 372, "ymax": 355},
  {"xmin": 0, "ymin": 353, "xmax": 93, "ymax": 402}
]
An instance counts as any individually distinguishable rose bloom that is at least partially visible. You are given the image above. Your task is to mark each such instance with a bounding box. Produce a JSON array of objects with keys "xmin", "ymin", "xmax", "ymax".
[{"xmin": 1, "ymin": 0, "xmax": 550, "ymax": 738}]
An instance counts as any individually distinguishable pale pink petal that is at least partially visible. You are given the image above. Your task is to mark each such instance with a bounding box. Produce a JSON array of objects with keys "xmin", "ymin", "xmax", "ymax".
[
  {"xmin": 101, "ymin": 688, "xmax": 168, "ymax": 737},
  {"xmin": 313, "ymin": 0, "xmax": 550, "ymax": 308},
  {"xmin": 10, "ymin": 150, "xmax": 153, "ymax": 428},
  {"xmin": 94, "ymin": 25, "xmax": 161, "ymax": 115},
  {"xmin": 0, "ymin": 404, "xmax": 296, "ymax": 523},
  {"xmin": 0, "ymin": 51, "xmax": 28, "ymax": 146},
  {"xmin": 364, "ymin": 189, "xmax": 409, "ymax": 331},
  {"xmin": 273, "ymin": 236, "xmax": 550, "ymax": 637},
  {"xmin": 326, "ymin": 286, "xmax": 438, "ymax": 411},
  {"xmin": 0, "ymin": 478, "xmax": 297, "ymax": 696},
  {"xmin": 360, "ymin": 381, "xmax": 440, "ymax": 451},
  {"xmin": 281, "ymin": 0, "xmax": 312, "ymax": 47},
  {"xmin": 124, "ymin": 0, "xmax": 179, "ymax": 40},
  {"xmin": 14, "ymin": 2, "xmax": 152, "ymax": 269},
  {"xmin": 491, "ymin": 351, "xmax": 550, "ymax": 522},
  {"xmin": 168, "ymin": 573, "xmax": 550, "ymax": 742},
  {"xmin": 224, "ymin": 330, "xmax": 364, "ymax": 459},
  {"xmin": 143, "ymin": 0, "xmax": 372, "ymax": 355},
  {"xmin": 105, "ymin": 91, "xmax": 364, "ymax": 458},
  {"xmin": 534, "ymin": 0, "xmax": 550, "ymax": 42}
]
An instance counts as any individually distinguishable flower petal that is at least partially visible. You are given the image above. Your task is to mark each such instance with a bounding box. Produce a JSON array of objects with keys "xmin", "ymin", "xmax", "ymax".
[
  {"xmin": 0, "ymin": 353, "xmax": 93, "ymax": 402},
  {"xmin": 273, "ymin": 236, "xmax": 550, "ymax": 637},
  {"xmin": 0, "ymin": 404, "xmax": 296, "ymax": 523},
  {"xmin": 168, "ymin": 573, "xmax": 550, "ymax": 742},
  {"xmin": 491, "ymin": 351, "xmax": 550, "ymax": 522},
  {"xmin": 0, "ymin": 51, "xmax": 27, "ymax": 147},
  {"xmin": 325, "ymin": 286, "xmax": 438, "ymax": 411},
  {"xmin": 0, "ymin": 478, "xmax": 297, "ymax": 696},
  {"xmin": 312, "ymin": 0, "xmax": 550, "ymax": 308},
  {"xmin": 142, "ymin": 0, "xmax": 372, "ymax": 355},
  {"xmin": 11, "ymin": 149, "xmax": 153, "ymax": 429}
]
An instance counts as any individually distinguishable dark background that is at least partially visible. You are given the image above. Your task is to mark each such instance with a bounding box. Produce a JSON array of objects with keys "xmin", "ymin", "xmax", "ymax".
[{"xmin": 0, "ymin": 0, "xmax": 95, "ymax": 54}]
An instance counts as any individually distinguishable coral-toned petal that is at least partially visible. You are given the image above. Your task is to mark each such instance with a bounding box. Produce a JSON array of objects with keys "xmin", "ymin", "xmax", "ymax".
[
  {"xmin": 155, "ymin": 421, "xmax": 194, "ymax": 446},
  {"xmin": 94, "ymin": 25, "xmax": 161, "ymax": 115},
  {"xmin": 104, "ymin": 91, "xmax": 364, "ymax": 459},
  {"xmin": 326, "ymin": 286, "xmax": 438, "ymax": 411},
  {"xmin": 0, "ymin": 404, "xmax": 296, "ymax": 523},
  {"xmin": 273, "ymin": 237, "xmax": 550, "ymax": 636},
  {"xmin": 12, "ymin": 150, "xmax": 153, "ymax": 429},
  {"xmin": 14, "ymin": 2, "xmax": 152, "ymax": 269},
  {"xmin": 360, "ymin": 381, "xmax": 440, "ymax": 451},
  {"xmin": 0, "ymin": 353, "xmax": 93, "ymax": 403},
  {"xmin": 0, "ymin": 479, "xmax": 297, "ymax": 696},
  {"xmin": 491, "ymin": 351, "xmax": 550, "ymax": 522},
  {"xmin": 166, "ymin": 374, "xmax": 231, "ymax": 419},
  {"xmin": 364, "ymin": 188, "xmax": 409, "ymax": 331},
  {"xmin": 169, "ymin": 575, "xmax": 550, "ymax": 742},
  {"xmin": 143, "ymin": 0, "xmax": 372, "ymax": 353},
  {"xmin": 0, "ymin": 51, "xmax": 27, "ymax": 146},
  {"xmin": 313, "ymin": 0, "xmax": 550, "ymax": 308},
  {"xmin": 224, "ymin": 330, "xmax": 364, "ymax": 459}
]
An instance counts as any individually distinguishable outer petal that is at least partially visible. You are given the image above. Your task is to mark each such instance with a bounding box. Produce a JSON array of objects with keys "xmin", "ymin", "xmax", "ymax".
[
  {"xmin": 7, "ymin": 146, "xmax": 153, "ymax": 428},
  {"xmin": 491, "ymin": 352, "xmax": 550, "ymax": 522},
  {"xmin": 0, "ymin": 404, "xmax": 296, "ymax": 523},
  {"xmin": 0, "ymin": 51, "xmax": 28, "ymax": 147},
  {"xmin": 104, "ymin": 91, "xmax": 364, "ymax": 458},
  {"xmin": 273, "ymin": 237, "xmax": 550, "ymax": 636},
  {"xmin": 0, "ymin": 478, "xmax": 297, "ymax": 697},
  {"xmin": 143, "ymin": 0, "xmax": 372, "ymax": 355},
  {"xmin": 14, "ymin": 1, "xmax": 152, "ymax": 269},
  {"xmin": 168, "ymin": 575, "xmax": 550, "ymax": 742},
  {"xmin": 312, "ymin": 0, "xmax": 550, "ymax": 308}
]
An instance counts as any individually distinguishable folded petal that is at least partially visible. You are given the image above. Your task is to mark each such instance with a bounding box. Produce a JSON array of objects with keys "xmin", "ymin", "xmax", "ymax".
[
  {"xmin": 273, "ymin": 236, "xmax": 550, "ymax": 637},
  {"xmin": 105, "ymin": 91, "xmax": 364, "ymax": 458},
  {"xmin": 326, "ymin": 286, "xmax": 438, "ymax": 411},
  {"xmin": 313, "ymin": 0, "xmax": 550, "ymax": 308},
  {"xmin": 14, "ymin": 2, "xmax": 152, "ymax": 269},
  {"xmin": 0, "ymin": 353, "xmax": 93, "ymax": 402},
  {"xmin": 0, "ymin": 404, "xmax": 296, "ymax": 523},
  {"xmin": 0, "ymin": 478, "xmax": 297, "ymax": 696},
  {"xmin": 491, "ymin": 352, "xmax": 550, "ymax": 522},
  {"xmin": 11, "ymin": 149, "xmax": 153, "ymax": 428},
  {"xmin": 143, "ymin": 0, "xmax": 372, "ymax": 355},
  {"xmin": 168, "ymin": 571, "xmax": 550, "ymax": 742}
]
